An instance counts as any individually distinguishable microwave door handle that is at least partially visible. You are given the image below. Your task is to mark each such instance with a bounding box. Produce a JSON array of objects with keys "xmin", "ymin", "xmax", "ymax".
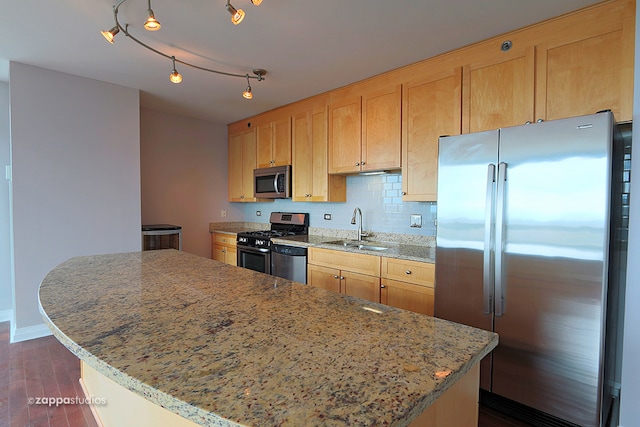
[{"xmin": 273, "ymin": 173, "xmax": 281, "ymax": 194}]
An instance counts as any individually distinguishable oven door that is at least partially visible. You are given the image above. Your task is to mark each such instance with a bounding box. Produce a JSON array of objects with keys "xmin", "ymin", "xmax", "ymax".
[{"xmin": 237, "ymin": 245, "xmax": 271, "ymax": 275}]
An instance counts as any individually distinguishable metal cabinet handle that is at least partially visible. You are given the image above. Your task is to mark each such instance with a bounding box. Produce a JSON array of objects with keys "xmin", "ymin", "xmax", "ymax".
[
  {"xmin": 381, "ymin": 284, "xmax": 385, "ymax": 288},
  {"xmin": 405, "ymin": 270, "xmax": 411, "ymax": 275},
  {"xmin": 334, "ymin": 275, "xmax": 339, "ymax": 279},
  {"xmin": 361, "ymin": 161, "xmax": 366, "ymax": 165},
  {"xmin": 401, "ymin": 191, "xmax": 407, "ymax": 195},
  {"xmin": 340, "ymin": 276, "xmax": 345, "ymax": 280},
  {"xmin": 355, "ymin": 162, "xmax": 360, "ymax": 166}
]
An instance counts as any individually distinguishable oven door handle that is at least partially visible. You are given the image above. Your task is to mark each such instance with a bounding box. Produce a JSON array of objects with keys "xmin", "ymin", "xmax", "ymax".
[
  {"xmin": 240, "ymin": 246, "xmax": 270, "ymax": 253},
  {"xmin": 273, "ymin": 173, "xmax": 281, "ymax": 194}
]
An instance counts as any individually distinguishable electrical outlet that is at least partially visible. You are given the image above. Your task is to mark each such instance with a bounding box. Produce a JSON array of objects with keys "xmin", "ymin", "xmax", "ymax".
[
  {"xmin": 324, "ymin": 214, "xmax": 332, "ymax": 220},
  {"xmin": 256, "ymin": 210, "xmax": 262, "ymax": 216},
  {"xmin": 220, "ymin": 210, "xmax": 227, "ymax": 218},
  {"xmin": 410, "ymin": 214, "xmax": 422, "ymax": 228}
]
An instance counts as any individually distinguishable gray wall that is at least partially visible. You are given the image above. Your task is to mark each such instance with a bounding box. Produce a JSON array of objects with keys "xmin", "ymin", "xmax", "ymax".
[
  {"xmin": 9, "ymin": 63, "xmax": 141, "ymax": 342},
  {"xmin": 0, "ymin": 81, "xmax": 10, "ymax": 320},
  {"xmin": 619, "ymin": 0, "xmax": 640, "ymax": 423},
  {"xmin": 140, "ymin": 108, "xmax": 237, "ymax": 258}
]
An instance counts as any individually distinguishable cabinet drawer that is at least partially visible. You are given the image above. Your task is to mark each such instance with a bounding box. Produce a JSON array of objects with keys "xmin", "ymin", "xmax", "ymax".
[
  {"xmin": 213, "ymin": 233, "xmax": 237, "ymax": 247},
  {"xmin": 381, "ymin": 278, "xmax": 434, "ymax": 316},
  {"xmin": 381, "ymin": 258, "xmax": 434, "ymax": 287},
  {"xmin": 308, "ymin": 247, "xmax": 380, "ymax": 277}
]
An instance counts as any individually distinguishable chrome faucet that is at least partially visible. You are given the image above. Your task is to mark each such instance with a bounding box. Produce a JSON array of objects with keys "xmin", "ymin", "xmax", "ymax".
[{"xmin": 350, "ymin": 207, "xmax": 368, "ymax": 241}]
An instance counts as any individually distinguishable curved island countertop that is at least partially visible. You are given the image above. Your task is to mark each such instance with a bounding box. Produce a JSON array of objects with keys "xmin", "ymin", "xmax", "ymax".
[{"xmin": 39, "ymin": 249, "xmax": 497, "ymax": 427}]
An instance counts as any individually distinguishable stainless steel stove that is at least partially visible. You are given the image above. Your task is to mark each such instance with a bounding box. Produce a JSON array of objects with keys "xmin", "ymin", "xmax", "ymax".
[{"xmin": 236, "ymin": 212, "xmax": 309, "ymax": 275}]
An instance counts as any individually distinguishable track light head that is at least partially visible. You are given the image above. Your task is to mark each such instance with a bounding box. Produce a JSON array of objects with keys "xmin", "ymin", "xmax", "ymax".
[
  {"xmin": 169, "ymin": 57, "xmax": 182, "ymax": 83},
  {"xmin": 101, "ymin": 26, "xmax": 120, "ymax": 44},
  {"xmin": 243, "ymin": 74, "xmax": 253, "ymax": 99},
  {"xmin": 251, "ymin": 0, "xmax": 263, "ymax": 5},
  {"xmin": 144, "ymin": 9, "xmax": 161, "ymax": 31},
  {"xmin": 226, "ymin": 1, "xmax": 245, "ymax": 25}
]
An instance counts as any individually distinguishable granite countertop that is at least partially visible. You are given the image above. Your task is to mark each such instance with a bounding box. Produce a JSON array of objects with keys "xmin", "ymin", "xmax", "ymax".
[
  {"xmin": 271, "ymin": 235, "xmax": 435, "ymax": 264},
  {"xmin": 39, "ymin": 250, "xmax": 497, "ymax": 427},
  {"xmin": 209, "ymin": 222, "xmax": 435, "ymax": 263}
]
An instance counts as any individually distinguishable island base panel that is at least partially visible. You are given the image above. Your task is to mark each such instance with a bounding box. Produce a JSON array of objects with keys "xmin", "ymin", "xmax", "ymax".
[
  {"xmin": 409, "ymin": 364, "xmax": 480, "ymax": 427},
  {"xmin": 80, "ymin": 361, "xmax": 479, "ymax": 427},
  {"xmin": 80, "ymin": 361, "xmax": 199, "ymax": 427}
]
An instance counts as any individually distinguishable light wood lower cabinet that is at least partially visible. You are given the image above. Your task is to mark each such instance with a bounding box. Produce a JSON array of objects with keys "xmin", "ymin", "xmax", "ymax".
[
  {"xmin": 211, "ymin": 233, "xmax": 237, "ymax": 266},
  {"xmin": 307, "ymin": 248, "xmax": 381, "ymax": 304},
  {"xmin": 308, "ymin": 248, "xmax": 435, "ymax": 311},
  {"xmin": 381, "ymin": 257, "xmax": 435, "ymax": 315}
]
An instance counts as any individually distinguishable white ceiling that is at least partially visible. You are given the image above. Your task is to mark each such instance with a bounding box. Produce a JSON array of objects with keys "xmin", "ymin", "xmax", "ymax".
[{"xmin": 1, "ymin": 0, "xmax": 602, "ymax": 125}]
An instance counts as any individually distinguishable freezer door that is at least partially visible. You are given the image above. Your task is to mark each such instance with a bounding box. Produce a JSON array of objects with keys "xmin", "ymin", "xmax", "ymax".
[
  {"xmin": 435, "ymin": 129, "xmax": 498, "ymax": 390},
  {"xmin": 493, "ymin": 113, "xmax": 612, "ymax": 426}
]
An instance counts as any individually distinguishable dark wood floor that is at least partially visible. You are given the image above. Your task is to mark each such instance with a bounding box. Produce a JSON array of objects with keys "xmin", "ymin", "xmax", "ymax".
[{"xmin": 1, "ymin": 321, "xmax": 532, "ymax": 426}]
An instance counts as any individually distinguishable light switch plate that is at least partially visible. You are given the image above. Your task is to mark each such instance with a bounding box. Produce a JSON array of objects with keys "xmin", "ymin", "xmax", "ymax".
[
  {"xmin": 256, "ymin": 210, "xmax": 262, "ymax": 216},
  {"xmin": 410, "ymin": 214, "xmax": 422, "ymax": 228}
]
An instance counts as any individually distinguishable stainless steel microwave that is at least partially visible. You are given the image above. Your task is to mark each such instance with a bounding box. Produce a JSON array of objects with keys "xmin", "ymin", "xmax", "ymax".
[{"xmin": 254, "ymin": 165, "xmax": 291, "ymax": 198}]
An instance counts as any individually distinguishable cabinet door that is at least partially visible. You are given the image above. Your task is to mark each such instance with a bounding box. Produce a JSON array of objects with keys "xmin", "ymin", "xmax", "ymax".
[
  {"xmin": 328, "ymin": 96, "xmax": 362, "ymax": 174},
  {"xmin": 293, "ymin": 106, "xmax": 347, "ymax": 202},
  {"xmin": 402, "ymin": 68, "xmax": 462, "ymax": 202},
  {"xmin": 292, "ymin": 110, "xmax": 313, "ymax": 201},
  {"xmin": 241, "ymin": 128, "xmax": 258, "ymax": 201},
  {"xmin": 212, "ymin": 244, "xmax": 226, "ymax": 263},
  {"xmin": 256, "ymin": 122, "xmax": 273, "ymax": 168},
  {"xmin": 536, "ymin": 12, "xmax": 633, "ymax": 121},
  {"xmin": 362, "ymin": 84, "xmax": 401, "ymax": 171},
  {"xmin": 464, "ymin": 46, "xmax": 534, "ymax": 133},
  {"xmin": 342, "ymin": 271, "xmax": 380, "ymax": 303},
  {"xmin": 228, "ymin": 132, "xmax": 244, "ymax": 202},
  {"xmin": 272, "ymin": 117, "xmax": 292, "ymax": 167},
  {"xmin": 308, "ymin": 264, "xmax": 341, "ymax": 293},
  {"xmin": 381, "ymin": 279, "xmax": 434, "ymax": 316}
]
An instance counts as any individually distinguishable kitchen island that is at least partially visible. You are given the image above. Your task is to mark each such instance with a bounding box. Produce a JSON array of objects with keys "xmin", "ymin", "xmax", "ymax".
[{"xmin": 38, "ymin": 250, "xmax": 497, "ymax": 427}]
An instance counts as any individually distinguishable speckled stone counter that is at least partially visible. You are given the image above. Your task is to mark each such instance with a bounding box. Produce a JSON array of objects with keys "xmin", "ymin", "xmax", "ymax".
[
  {"xmin": 272, "ymin": 235, "xmax": 435, "ymax": 264},
  {"xmin": 39, "ymin": 250, "xmax": 496, "ymax": 427}
]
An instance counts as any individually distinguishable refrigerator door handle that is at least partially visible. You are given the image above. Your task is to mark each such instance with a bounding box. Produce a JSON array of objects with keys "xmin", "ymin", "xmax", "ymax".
[
  {"xmin": 483, "ymin": 163, "xmax": 496, "ymax": 314},
  {"xmin": 495, "ymin": 162, "xmax": 507, "ymax": 316}
]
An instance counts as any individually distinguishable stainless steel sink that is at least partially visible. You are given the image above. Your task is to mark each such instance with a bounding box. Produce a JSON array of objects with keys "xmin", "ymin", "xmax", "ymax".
[
  {"xmin": 356, "ymin": 244, "xmax": 388, "ymax": 251},
  {"xmin": 324, "ymin": 240, "xmax": 389, "ymax": 251}
]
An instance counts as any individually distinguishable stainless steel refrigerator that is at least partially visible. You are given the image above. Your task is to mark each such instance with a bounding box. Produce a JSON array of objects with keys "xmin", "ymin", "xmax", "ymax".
[{"xmin": 435, "ymin": 111, "xmax": 622, "ymax": 426}]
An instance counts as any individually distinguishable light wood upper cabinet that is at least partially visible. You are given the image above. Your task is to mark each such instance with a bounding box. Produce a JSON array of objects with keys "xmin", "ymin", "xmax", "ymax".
[
  {"xmin": 292, "ymin": 100, "xmax": 346, "ymax": 202},
  {"xmin": 362, "ymin": 84, "xmax": 402, "ymax": 171},
  {"xmin": 328, "ymin": 96, "xmax": 362, "ymax": 174},
  {"xmin": 228, "ymin": 126, "xmax": 271, "ymax": 202},
  {"xmin": 463, "ymin": 45, "xmax": 535, "ymax": 133},
  {"xmin": 535, "ymin": 0, "xmax": 634, "ymax": 122},
  {"xmin": 256, "ymin": 117, "xmax": 292, "ymax": 168},
  {"xmin": 328, "ymin": 84, "xmax": 401, "ymax": 174},
  {"xmin": 227, "ymin": 131, "xmax": 244, "ymax": 202},
  {"xmin": 402, "ymin": 68, "xmax": 462, "ymax": 202}
]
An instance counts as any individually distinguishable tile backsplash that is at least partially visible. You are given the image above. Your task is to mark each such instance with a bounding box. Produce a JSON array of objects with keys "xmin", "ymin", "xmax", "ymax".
[{"xmin": 241, "ymin": 172, "xmax": 437, "ymax": 236}]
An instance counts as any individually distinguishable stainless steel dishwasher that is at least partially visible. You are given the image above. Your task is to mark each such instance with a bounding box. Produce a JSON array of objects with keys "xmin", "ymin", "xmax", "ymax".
[{"xmin": 270, "ymin": 244, "xmax": 307, "ymax": 284}]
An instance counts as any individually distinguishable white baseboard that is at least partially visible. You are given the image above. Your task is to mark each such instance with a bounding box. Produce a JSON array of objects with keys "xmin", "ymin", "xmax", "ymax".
[
  {"xmin": 10, "ymin": 322, "xmax": 52, "ymax": 343},
  {"xmin": 0, "ymin": 308, "xmax": 12, "ymax": 322}
]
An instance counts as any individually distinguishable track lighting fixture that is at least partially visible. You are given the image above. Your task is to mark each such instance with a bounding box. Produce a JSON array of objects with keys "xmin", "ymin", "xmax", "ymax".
[
  {"xmin": 226, "ymin": 0, "xmax": 245, "ymax": 25},
  {"xmin": 100, "ymin": 0, "xmax": 266, "ymax": 98},
  {"xmin": 243, "ymin": 75, "xmax": 253, "ymax": 99},
  {"xmin": 169, "ymin": 57, "xmax": 182, "ymax": 84},
  {"xmin": 101, "ymin": 26, "xmax": 120, "ymax": 44},
  {"xmin": 143, "ymin": 0, "xmax": 161, "ymax": 31}
]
